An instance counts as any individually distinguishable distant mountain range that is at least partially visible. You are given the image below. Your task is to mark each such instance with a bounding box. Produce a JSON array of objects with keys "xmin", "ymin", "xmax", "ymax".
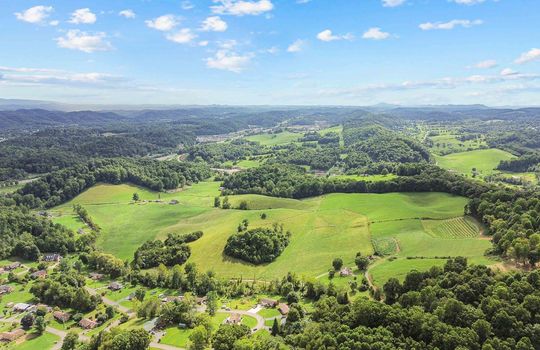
[{"xmin": 0, "ymin": 99, "xmax": 539, "ymax": 130}]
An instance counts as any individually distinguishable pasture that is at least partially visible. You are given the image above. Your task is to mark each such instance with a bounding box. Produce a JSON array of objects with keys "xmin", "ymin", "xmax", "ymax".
[
  {"xmin": 435, "ymin": 148, "xmax": 516, "ymax": 177},
  {"xmin": 245, "ymin": 131, "xmax": 302, "ymax": 146},
  {"xmin": 51, "ymin": 181, "xmax": 493, "ymax": 283}
]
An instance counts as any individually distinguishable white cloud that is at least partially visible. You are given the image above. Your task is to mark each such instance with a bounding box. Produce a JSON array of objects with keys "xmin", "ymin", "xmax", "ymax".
[
  {"xmin": 450, "ymin": 0, "xmax": 486, "ymax": 5},
  {"xmin": 515, "ymin": 48, "xmax": 540, "ymax": 64},
  {"xmin": 15, "ymin": 5, "xmax": 53, "ymax": 24},
  {"xmin": 69, "ymin": 8, "xmax": 97, "ymax": 24},
  {"xmin": 56, "ymin": 30, "xmax": 112, "ymax": 53},
  {"xmin": 500, "ymin": 68, "xmax": 518, "ymax": 76},
  {"xmin": 419, "ymin": 19, "xmax": 483, "ymax": 30},
  {"xmin": 199, "ymin": 41, "xmax": 209, "ymax": 47},
  {"xmin": 206, "ymin": 50, "xmax": 252, "ymax": 72},
  {"xmin": 297, "ymin": 0, "xmax": 311, "ymax": 3},
  {"xmin": 119, "ymin": 9, "xmax": 136, "ymax": 19},
  {"xmin": 266, "ymin": 46, "xmax": 279, "ymax": 54},
  {"xmin": 145, "ymin": 15, "xmax": 179, "ymax": 31},
  {"xmin": 472, "ymin": 59, "xmax": 497, "ymax": 69},
  {"xmin": 211, "ymin": 0, "xmax": 274, "ymax": 16},
  {"xmin": 181, "ymin": 1, "xmax": 195, "ymax": 10},
  {"xmin": 49, "ymin": 20, "xmax": 59, "ymax": 26},
  {"xmin": 382, "ymin": 0, "xmax": 405, "ymax": 7},
  {"xmin": 287, "ymin": 39, "xmax": 306, "ymax": 52},
  {"xmin": 362, "ymin": 27, "xmax": 391, "ymax": 40},
  {"xmin": 201, "ymin": 16, "xmax": 228, "ymax": 32},
  {"xmin": 165, "ymin": 29, "xmax": 197, "ymax": 44},
  {"xmin": 218, "ymin": 40, "xmax": 238, "ymax": 50},
  {"xmin": 316, "ymin": 29, "xmax": 354, "ymax": 42}
]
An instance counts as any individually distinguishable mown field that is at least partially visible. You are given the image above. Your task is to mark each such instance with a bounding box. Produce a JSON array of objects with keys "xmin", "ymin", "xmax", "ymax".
[
  {"xmin": 245, "ymin": 131, "xmax": 302, "ymax": 146},
  {"xmin": 51, "ymin": 181, "xmax": 493, "ymax": 283},
  {"xmin": 434, "ymin": 148, "xmax": 516, "ymax": 177}
]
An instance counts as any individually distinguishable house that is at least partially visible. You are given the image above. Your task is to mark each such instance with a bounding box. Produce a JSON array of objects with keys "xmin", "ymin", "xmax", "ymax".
[
  {"xmin": 89, "ymin": 272, "xmax": 104, "ymax": 281},
  {"xmin": 169, "ymin": 200, "xmax": 179, "ymax": 205},
  {"xmin": 53, "ymin": 311, "xmax": 71, "ymax": 323},
  {"xmin": 108, "ymin": 282, "xmax": 123, "ymax": 291},
  {"xmin": 0, "ymin": 285, "xmax": 13, "ymax": 295},
  {"xmin": 225, "ymin": 313, "xmax": 242, "ymax": 325},
  {"xmin": 13, "ymin": 303, "xmax": 32, "ymax": 312},
  {"xmin": 79, "ymin": 318, "xmax": 98, "ymax": 329},
  {"xmin": 42, "ymin": 253, "xmax": 62, "ymax": 262},
  {"xmin": 278, "ymin": 303, "xmax": 290, "ymax": 316},
  {"xmin": 339, "ymin": 267, "xmax": 353, "ymax": 277},
  {"xmin": 0, "ymin": 329, "xmax": 25, "ymax": 342},
  {"xmin": 162, "ymin": 295, "xmax": 184, "ymax": 303},
  {"xmin": 260, "ymin": 298, "xmax": 278, "ymax": 308},
  {"xmin": 30, "ymin": 270, "xmax": 47, "ymax": 279}
]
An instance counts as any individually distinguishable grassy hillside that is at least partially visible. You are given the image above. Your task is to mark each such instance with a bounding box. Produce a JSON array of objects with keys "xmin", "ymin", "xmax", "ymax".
[
  {"xmin": 51, "ymin": 182, "xmax": 493, "ymax": 281},
  {"xmin": 435, "ymin": 148, "xmax": 516, "ymax": 177}
]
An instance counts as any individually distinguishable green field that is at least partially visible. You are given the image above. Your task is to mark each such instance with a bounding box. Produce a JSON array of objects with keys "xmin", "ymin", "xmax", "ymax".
[
  {"xmin": 5, "ymin": 332, "xmax": 60, "ymax": 350},
  {"xmin": 429, "ymin": 133, "xmax": 487, "ymax": 155},
  {"xmin": 435, "ymin": 148, "xmax": 516, "ymax": 177},
  {"xmin": 422, "ymin": 216, "xmax": 481, "ymax": 239},
  {"xmin": 50, "ymin": 181, "xmax": 493, "ymax": 284},
  {"xmin": 245, "ymin": 131, "xmax": 302, "ymax": 146}
]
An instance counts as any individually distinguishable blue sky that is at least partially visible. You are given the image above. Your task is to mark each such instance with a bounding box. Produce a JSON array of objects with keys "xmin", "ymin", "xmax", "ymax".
[{"xmin": 1, "ymin": 0, "xmax": 539, "ymax": 106}]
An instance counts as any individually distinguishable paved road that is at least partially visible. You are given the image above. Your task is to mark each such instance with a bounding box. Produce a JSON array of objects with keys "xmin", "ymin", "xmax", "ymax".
[{"xmin": 221, "ymin": 309, "xmax": 266, "ymax": 332}]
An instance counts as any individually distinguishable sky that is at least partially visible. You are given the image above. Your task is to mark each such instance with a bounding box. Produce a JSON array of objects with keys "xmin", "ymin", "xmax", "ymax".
[{"xmin": 0, "ymin": 0, "xmax": 539, "ymax": 106}]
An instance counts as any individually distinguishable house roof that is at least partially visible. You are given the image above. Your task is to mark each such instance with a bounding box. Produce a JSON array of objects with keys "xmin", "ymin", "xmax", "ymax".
[
  {"xmin": 278, "ymin": 303, "xmax": 290, "ymax": 315},
  {"xmin": 79, "ymin": 318, "xmax": 98, "ymax": 328}
]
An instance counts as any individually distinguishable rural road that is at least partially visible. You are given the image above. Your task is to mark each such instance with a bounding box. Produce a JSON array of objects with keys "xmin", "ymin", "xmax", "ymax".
[{"xmin": 84, "ymin": 286, "xmax": 133, "ymax": 315}]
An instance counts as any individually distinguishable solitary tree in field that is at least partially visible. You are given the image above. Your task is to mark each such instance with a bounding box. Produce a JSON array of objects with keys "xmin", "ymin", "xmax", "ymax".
[
  {"xmin": 355, "ymin": 253, "xmax": 370, "ymax": 271},
  {"xmin": 332, "ymin": 258, "xmax": 343, "ymax": 271},
  {"xmin": 214, "ymin": 197, "xmax": 221, "ymax": 208},
  {"xmin": 133, "ymin": 193, "xmax": 140, "ymax": 202}
]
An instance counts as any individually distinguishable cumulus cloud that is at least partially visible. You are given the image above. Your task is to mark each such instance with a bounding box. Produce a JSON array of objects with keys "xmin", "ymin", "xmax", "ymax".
[
  {"xmin": 69, "ymin": 8, "xmax": 97, "ymax": 24},
  {"xmin": 362, "ymin": 27, "xmax": 391, "ymax": 40},
  {"xmin": 515, "ymin": 48, "xmax": 540, "ymax": 64},
  {"xmin": 145, "ymin": 15, "xmax": 179, "ymax": 31},
  {"xmin": 450, "ymin": 0, "xmax": 486, "ymax": 4},
  {"xmin": 500, "ymin": 68, "xmax": 518, "ymax": 76},
  {"xmin": 201, "ymin": 16, "xmax": 228, "ymax": 32},
  {"xmin": 165, "ymin": 29, "xmax": 197, "ymax": 44},
  {"xmin": 419, "ymin": 19, "xmax": 483, "ymax": 30},
  {"xmin": 56, "ymin": 30, "xmax": 112, "ymax": 53},
  {"xmin": 119, "ymin": 9, "xmax": 136, "ymax": 19},
  {"xmin": 472, "ymin": 59, "xmax": 497, "ymax": 69},
  {"xmin": 287, "ymin": 39, "xmax": 306, "ymax": 52},
  {"xmin": 211, "ymin": 0, "xmax": 274, "ymax": 16},
  {"xmin": 15, "ymin": 5, "xmax": 53, "ymax": 24},
  {"xmin": 206, "ymin": 50, "xmax": 253, "ymax": 72},
  {"xmin": 382, "ymin": 0, "xmax": 406, "ymax": 7},
  {"xmin": 316, "ymin": 29, "xmax": 354, "ymax": 42}
]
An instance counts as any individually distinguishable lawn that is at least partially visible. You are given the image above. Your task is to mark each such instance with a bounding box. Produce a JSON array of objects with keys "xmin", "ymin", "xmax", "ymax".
[
  {"xmin": 245, "ymin": 131, "xmax": 302, "ymax": 146},
  {"xmin": 435, "ymin": 148, "xmax": 516, "ymax": 178},
  {"xmin": 51, "ymin": 182, "xmax": 494, "ymax": 283},
  {"xmin": 6, "ymin": 332, "xmax": 60, "ymax": 350}
]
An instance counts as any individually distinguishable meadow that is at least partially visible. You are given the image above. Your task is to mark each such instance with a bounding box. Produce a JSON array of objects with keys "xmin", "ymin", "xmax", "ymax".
[
  {"xmin": 51, "ymin": 181, "xmax": 493, "ymax": 284},
  {"xmin": 434, "ymin": 148, "xmax": 516, "ymax": 178},
  {"xmin": 245, "ymin": 131, "xmax": 302, "ymax": 146}
]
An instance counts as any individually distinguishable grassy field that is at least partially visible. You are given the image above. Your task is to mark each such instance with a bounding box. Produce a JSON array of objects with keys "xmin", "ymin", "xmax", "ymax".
[
  {"xmin": 50, "ymin": 181, "xmax": 493, "ymax": 284},
  {"xmin": 429, "ymin": 133, "xmax": 486, "ymax": 155},
  {"xmin": 245, "ymin": 131, "xmax": 302, "ymax": 146},
  {"xmin": 435, "ymin": 148, "xmax": 516, "ymax": 177},
  {"xmin": 6, "ymin": 332, "xmax": 60, "ymax": 350}
]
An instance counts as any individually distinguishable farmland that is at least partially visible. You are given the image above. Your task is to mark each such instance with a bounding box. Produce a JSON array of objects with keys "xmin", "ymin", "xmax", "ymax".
[
  {"xmin": 51, "ymin": 181, "xmax": 492, "ymax": 282},
  {"xmin": 434, "ymin": 148, "xmax": 516, "ymax": 178}
]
